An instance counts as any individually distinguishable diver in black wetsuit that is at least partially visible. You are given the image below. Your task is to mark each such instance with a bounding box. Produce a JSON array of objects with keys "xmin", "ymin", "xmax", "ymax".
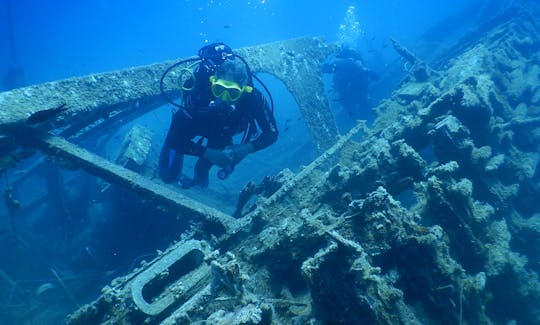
[
  {"xmin": 158, "ymin": 43, "xmax": 278, "ymax": 188},
  {"xmin": 323, "ymin": 47, "xmax": 378, "ymax": 119}
]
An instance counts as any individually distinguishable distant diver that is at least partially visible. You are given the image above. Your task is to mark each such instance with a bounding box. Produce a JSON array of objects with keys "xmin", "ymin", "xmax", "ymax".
[
  {"xmin": 323, "ymin": 47, "xmax": 378, "ymax": 118},
  {"xmin": 158, "ymin": 43, "xmax": 278, "ymax": 189}
]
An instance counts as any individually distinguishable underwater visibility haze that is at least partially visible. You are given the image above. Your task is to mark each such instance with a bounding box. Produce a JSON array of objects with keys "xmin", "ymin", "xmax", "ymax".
[{"xmin": 0, "ymin": 0, "xmax": 539, "ymax": 324}]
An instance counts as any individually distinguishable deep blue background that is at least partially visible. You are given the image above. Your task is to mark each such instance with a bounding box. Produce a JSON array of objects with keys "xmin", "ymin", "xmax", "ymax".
[{"xmin": 1, "ymin": 0, "xmax": 479, "ymax": 89}]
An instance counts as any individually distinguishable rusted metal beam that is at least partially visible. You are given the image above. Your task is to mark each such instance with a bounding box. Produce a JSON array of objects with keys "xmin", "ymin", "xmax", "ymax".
[{"xmin": 10, "ymin": 125, "xmax": 238, "ymax": 234}]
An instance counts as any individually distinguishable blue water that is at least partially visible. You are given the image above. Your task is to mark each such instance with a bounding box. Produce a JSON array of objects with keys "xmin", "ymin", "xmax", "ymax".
[
  {"xmin": 3, "ymin": 0, "xmax": 534, "ymax": 324},
  {"xmin": 2, "ymin": 0, "xmax": 477, "ymax": 89}
]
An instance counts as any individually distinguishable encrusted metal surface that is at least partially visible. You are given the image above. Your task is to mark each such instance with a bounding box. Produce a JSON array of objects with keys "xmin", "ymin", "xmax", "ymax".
[{"xmin": 130, "ymin": 240, "xmax": 211, "ymax": 316}]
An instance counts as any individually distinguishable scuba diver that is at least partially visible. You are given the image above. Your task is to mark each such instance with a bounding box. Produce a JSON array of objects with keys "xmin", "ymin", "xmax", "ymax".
[
  {"xmin": 323, "ymin": 47, "xmax": 378, "ymax": 120},
  {"xmin": 158, "ymin": 43, "xmax": 278, "ymax": 188}
]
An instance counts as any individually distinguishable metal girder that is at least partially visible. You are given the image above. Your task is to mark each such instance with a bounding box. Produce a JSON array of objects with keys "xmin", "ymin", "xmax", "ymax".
[{"xmin": 9, "ymin": 125, "xmax": 239, "ymax": 235}]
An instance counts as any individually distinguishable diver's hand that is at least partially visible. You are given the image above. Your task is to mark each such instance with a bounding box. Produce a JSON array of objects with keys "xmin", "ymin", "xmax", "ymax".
[
  {"xmin": 229, "ymin": 143, "xmax": 254, "ymax": 164},
  {"xmin": 203, "ymin": 148, "xmax": 233, "ymax": 168}
]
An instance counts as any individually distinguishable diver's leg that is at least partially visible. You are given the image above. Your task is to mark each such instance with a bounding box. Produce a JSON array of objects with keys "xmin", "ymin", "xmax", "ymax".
[
  {"xmin": 158, "ymin": 111, "xmax": 189, "ymax": 183},
  {"xmin": 158, "ymin": 145, "xmax": 183, "ymax": 183},
  {"xmin": 193, "ymin": 158, "xmax": 211, "ymax": 188}
]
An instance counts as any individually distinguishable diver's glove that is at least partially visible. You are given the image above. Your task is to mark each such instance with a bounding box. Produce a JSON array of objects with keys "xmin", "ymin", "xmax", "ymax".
[
  {"xmin": 228, "ymin": 143, "xmax": 254, "ymax": 164},
  {"xmin": 203, "ymin": 148, "xmax": 233, "ymax": 168}
]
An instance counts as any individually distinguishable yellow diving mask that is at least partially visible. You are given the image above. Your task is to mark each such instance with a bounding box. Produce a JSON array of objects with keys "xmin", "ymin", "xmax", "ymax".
[{"xmin": 209, "ymin": 75, "xmax": 253, "ymax": 102}]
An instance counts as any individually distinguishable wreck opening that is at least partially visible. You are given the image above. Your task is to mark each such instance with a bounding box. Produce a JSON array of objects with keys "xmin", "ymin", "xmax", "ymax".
[
  {"xmin": 243, "ymin": 73, "xmax": 318, "ymax": 173},
  {"xmin": 140, "ymin": 248, "xmax": 205, "ymax": 304}
]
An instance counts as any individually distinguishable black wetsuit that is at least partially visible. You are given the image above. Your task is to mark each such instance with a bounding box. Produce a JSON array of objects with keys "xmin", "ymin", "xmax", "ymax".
[{"xmin": 158, "ymin": 62, "xmax": 278, "ymax": 185}]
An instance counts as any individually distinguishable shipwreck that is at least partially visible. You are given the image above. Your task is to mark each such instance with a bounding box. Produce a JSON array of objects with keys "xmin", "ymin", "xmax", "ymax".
[{"xmin": 0, "ymin": 1, "xmax": 539, "ymax": 324}]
